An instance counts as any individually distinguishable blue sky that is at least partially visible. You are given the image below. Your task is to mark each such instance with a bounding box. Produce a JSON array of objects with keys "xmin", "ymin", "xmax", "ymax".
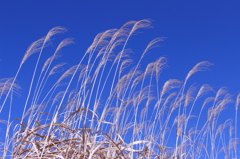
[
  {"xmin": 0, "ymin": 0, "xmax": 240, "ymax": 155},
  {"xmin": 1, "ymin": 1, "xmax": 240, "ymax": 92}
]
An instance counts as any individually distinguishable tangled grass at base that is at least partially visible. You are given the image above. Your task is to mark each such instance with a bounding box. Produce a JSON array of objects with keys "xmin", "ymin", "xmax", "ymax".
[{"xmin": 0, "ymin": 19, "xmax": 239, "ymax": 158}]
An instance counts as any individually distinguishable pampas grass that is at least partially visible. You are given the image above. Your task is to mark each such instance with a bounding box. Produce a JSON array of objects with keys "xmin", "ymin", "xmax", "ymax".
[{"xmin": 0, "ymin": 19, "xmax": 239, "ymax": 158}]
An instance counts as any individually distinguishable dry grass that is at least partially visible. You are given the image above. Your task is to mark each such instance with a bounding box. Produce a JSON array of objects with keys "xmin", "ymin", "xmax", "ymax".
[{"xmin": 0, "ymin": 19, "xmax": 239, "ymax": 158}]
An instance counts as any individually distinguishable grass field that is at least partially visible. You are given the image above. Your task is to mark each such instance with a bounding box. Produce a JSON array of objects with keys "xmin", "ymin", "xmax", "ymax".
[{"xmin": 0, "ymin": 20, "xmax": 239, "ymax": 158}]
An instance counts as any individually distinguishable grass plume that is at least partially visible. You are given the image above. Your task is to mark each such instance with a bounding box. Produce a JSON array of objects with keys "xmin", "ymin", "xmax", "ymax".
[{"xmin": 0, "ymin": 19, "xmax": 239, "ymax": 158}]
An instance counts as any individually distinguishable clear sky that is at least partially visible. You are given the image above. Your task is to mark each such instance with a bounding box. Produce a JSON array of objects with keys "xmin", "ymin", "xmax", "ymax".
[
  {"xmin": 1, "ymin": 1, "xmax": 240, "ymax": 92},
  {"xmin": 0, "ymin": 0, "xmax": 240, "ymax": 156}
]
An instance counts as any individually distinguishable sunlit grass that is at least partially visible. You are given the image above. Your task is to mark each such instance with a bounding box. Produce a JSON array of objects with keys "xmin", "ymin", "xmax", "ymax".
[{"xmin": 0, "ymin": 19, "xmax": 239, "ymax": 158}]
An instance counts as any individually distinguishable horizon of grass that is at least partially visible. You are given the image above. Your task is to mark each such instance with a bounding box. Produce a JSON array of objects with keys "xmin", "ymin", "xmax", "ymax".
[{"xmin": 0, "ymin": 19, "xmax": 239, "ymax": 158}]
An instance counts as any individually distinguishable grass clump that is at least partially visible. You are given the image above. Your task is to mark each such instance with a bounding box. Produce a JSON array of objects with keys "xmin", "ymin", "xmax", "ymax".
[{"xmin": 0, "ymin": 19, "xmax": 239, "ymax": 158}]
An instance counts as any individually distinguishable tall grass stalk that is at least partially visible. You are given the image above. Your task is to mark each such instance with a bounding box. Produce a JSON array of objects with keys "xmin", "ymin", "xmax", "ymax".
[{"xmin": 0, "ymin": 19, "xmax": 239, "ymax": 158}]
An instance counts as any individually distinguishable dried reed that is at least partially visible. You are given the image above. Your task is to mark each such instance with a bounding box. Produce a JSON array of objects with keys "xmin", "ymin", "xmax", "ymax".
[{"xmin": 0, "ymin": 20, "xmax": 239, "ymax": 159}]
